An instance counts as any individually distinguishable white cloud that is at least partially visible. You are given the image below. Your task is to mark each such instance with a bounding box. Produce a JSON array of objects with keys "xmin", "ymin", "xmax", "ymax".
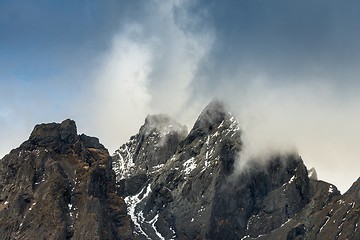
[
  {"xmin": 217, "ymin": 77, "xmax": 360, "ymax": 193},
  {"xmin": 84, "ymin": 0, "xmax": 214, "ymax": 152}
]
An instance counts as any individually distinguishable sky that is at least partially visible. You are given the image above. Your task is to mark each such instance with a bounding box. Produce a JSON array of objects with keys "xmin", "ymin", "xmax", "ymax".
[{"xmin": 1, "ymin": 0, "xmax": 359, "ymax": 193}]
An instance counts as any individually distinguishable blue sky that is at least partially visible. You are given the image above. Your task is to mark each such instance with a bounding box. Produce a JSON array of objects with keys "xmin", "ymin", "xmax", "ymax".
[{"xmin": 1, "ymin": 0, "xmax": 359, "ymax": 192}]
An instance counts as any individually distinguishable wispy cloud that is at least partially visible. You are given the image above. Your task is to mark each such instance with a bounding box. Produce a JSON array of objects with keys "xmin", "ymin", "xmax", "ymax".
[
  {"xmin": 83, "ymin": 0, "xmax": 214, "ymax": 151},
  {"xmin": 214, "ymin": 76, "xmax": 360, "ymax": 193},
  {"xmin": 1, "ymin": 0, "xmax": 359, "ymax": 193}
]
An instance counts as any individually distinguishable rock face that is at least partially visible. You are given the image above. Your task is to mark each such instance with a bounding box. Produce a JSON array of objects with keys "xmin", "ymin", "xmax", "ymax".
[
  {"xmin": 113, "ymin": 100, "xmax": 359, "ymax": 240},
  {"xmin": 0, "ymin": 101, "xmax": 359, "ymax": 240},
  {"xmin": 0, "ymin": 119, "xmax": 133, "ymax": 240}
]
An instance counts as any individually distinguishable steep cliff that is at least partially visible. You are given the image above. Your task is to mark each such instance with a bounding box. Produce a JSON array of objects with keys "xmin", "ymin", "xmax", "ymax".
[
  {"xmin": 0, "ymin": 119, "xmax": 133, "ymax": 240},
  {"xmin": 0, "ymin": 101, "xmax": 358, "ymax": 240},
  {"xmin": 112, "ymin": 100, "xmax": 359, "ymax": 240}
]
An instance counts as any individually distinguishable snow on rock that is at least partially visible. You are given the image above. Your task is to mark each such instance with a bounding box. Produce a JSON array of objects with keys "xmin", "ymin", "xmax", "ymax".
[
  {"xmin": 169, "ymin": 226, "xmax": 176, "ymax": 240},
  {"xmin": 183, "ymin": 157, "xmax": 197, "ymax": 175},
  {"xmin": 240, "ymin": 235, "xmax": 250, "ymax": 240},
  {"xmin": 308, "ymin": 167, "xmax": 318, "ymax": 180},
  {"xmin": 281, "ymin": 175, "xmax": 296, "ymax": 188},
  {"xmin": 124, "ymin": 184, "xmax": 152, "ymax": 238},
  {"xmin": 319, "ymin": 216, "xmax": 330, "ymax": 233},
  {"xmin": 288, "ymin": 175, "xmax": 296, "ymax": 184},
  {"xmin": 223, "ymin": 116, "xmax": 240, "ymax": 137},
  {"xmin": 113, "ymin": 143, "xmax": 135, "ymax": 182},
  {"xmin": 28, "ymin": 202, "xmax": 36, "ymax": 211},
  {"xmin": 280, "ymin": 218, "xmax": 291, "ymax": 227},
  {"xmin": 148, "ymin": 214, "xmax": 165, "ymax": 240},
  {"xmin": 151, "ymin": 164, "xmax": 165, "ymax": 174}
]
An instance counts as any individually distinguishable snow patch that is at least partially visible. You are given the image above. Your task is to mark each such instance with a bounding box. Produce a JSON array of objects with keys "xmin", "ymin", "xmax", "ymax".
[
  {"xmin": 319, "ymin": 216, "xmax": 330, "ymax": 233},
  {"xmin": 280, "ymin": 218, "xmax": 291, "ymax": 227},
  {"xmin": 328, "ymin": 185, "xmax": 334, "ymax": 193},
  {"xmin": 288, "ymin": 175, "xmax": 296, "ymax": 184},
  {"xmin": 183, "ymin": 157, "xmax": 197, "ymax": 175},
  {"xmin": 113, "ymin": 143, "xmax": 135, "ymax": 181},
  {"xmin": 124, "ymin": 184, "xmax": 152, "ymax": 239},
  {"xmin": 217, "ymin": 120, "xmax": 224, "ymax": 129},
  {"xmin": 28, "ymin": 203, "xmax": 36, "ymax": 211},
  {"xmin": 148, "ymin": 214, "xmax": 165, "ymax": 240},
  {"xmin": 282, "ymin": 175, "xmax": 296, "ymax": 187},
  {"xmin": 240, "ymin": 235, "xmax": 250, "ymax": 240},
  {"xmin": 224, "ymin": 116, "xmax": 240, "ymax": 136},
  {"xmin": 151, "ymin": 164, "xmax": 165, "ymax": 174},
  {"xmin": 206, "ymin": 136, "xmax": 210, "ymax": 145},
  {"xmin": 198, "ymin": 205, "xmax": 205, "ymax": 213},
  {"xmin": 169, "ymin": 226, "xmax": 176, "ymax": 240}
]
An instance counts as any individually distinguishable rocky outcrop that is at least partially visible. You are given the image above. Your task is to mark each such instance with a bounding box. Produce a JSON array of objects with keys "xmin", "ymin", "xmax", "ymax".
[
  {"xmin": 0, "ymin": 119, "xmax": 133, "ymax": 240},
  {"xmin": 1, "ymin": 101, "xmax": 359, "ymax": 240},
  {"xmin": 113, "ymin": 100, "xmax": 359, "ymax": 240}
]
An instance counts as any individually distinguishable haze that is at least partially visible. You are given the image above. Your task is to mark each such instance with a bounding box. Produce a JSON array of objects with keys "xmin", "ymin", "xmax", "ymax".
[{"xmin": 1, "ymin": 0, "xmax": 359, "ymax": 193}]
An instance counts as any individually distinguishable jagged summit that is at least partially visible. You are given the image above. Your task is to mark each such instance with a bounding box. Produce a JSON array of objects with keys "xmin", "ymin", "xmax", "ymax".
[
  {"xmin": 24, "ymin": 119, "xmax": 77, "ymax": 147},
  {"xmin": 0, "ymin": 102, "xmax": 359, "ymax": 240},
  {"xmin": 113, "ymin": 114, "xmax": 188, "ymax": 182},
  {"xmin": 141, "ymin": 114, "xmax": 188, "ymax": 137},
  {"xmin": 111, "ymin": 101, "xmax": 359, "ymax": 240},
  {"xmin": 186, "ymin": 99, "xmax": 231, "ymax": 144},
  {"xmin": 308, "ymin": 167, "xmax": 318, "ymax": 180},
  {"xmin": 19, "ymin": 119, "xmax": 106, "ymax": 154},
  {"xmin": 0, "ymin": 119, "xmax": 133, "ymax": 239}
]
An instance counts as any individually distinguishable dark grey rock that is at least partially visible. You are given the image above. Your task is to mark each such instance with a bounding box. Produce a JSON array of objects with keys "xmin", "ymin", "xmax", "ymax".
[
  {"xmin": 0, "ymin": 120, "xmax": 133, "ymax": 240},
  {"xmin": 1, "ymin": 101, "xmax": 359, "ymax": 240},
  {"xmin": 112, "ymin": 100, "xmax": 359, "ymax": 240}
]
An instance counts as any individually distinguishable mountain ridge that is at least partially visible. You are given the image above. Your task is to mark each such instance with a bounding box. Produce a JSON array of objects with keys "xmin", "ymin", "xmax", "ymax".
[
  {"xmin": 0, "ymin": 101, "xmax": 359, "ymax": 239},
  {"xmin": 0, "ymin": 119, "xmax": 133, "ymax": 239}
]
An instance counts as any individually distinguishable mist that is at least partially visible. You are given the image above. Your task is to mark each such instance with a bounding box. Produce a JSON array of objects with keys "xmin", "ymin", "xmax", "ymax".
[
  {"xmin": 218, "ymin": 79, "xmax": 360, "ymax": 193},
  {"xmin": 1, "ymin": 0, "xmax": 359, "ymax": 194},
  {"xmin": 82, "ymin": 0, "xmax": 213, "ymax": 152}
]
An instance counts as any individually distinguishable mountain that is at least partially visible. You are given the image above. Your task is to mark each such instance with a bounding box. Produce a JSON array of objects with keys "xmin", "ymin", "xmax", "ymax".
[
  {"xmin": 0, "ymin": 120, "xmax": 133, "ymax": 239},
  {"xmin": 0, "ymin": 100, "xmax": 359, "ymax": 239},
  {"xmin": 112, "ymin": 100, "xmax": 359, "ymax": 240}
]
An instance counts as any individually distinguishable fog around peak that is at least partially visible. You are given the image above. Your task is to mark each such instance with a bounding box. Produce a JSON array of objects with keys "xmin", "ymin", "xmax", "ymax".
[{"xmin": 1, "ymin": 0, "xmax": 359, "ymax": 192}]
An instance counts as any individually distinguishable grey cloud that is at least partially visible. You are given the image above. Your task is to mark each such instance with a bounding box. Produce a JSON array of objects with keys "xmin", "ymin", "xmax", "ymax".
[
  {"xmin": 1, "ymin": 0, "xmax": 359, "ymax": 193},
  {"xmin": 190, "ymin": 0, "xmax": 360, "ymax": 92}
]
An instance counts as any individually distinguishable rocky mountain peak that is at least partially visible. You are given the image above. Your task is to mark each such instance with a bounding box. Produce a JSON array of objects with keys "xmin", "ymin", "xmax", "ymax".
[
  {"xmin": 185, "ymin": 99, "xmax": 240, "ymax": 144},
  {"xmin": 113, "ymin": 114, "xmax": 188, "ymax": 182},
  {"xmin": 141, "ymin": 114, "xmax": 188, "ymax": 138},
  {"xmin": 1, "ymin": 102, "xmax": 359, "ymax": 240},
  {"xmin": 111, "ymin": 100, "xmax": 359, "ymax": 240},
  {"xmin": 20, "ymin": 119, "xmax": 79, "ymax": 153},
  {"xmin": 186, "ymin": 100, "xmax": 228, "ymax": 142},
  {"xmin": 30, "ymin": 119, "xmax": 77, "ymax": 142},
  {"xmin": 0, "ymin": 119, "xmax": 133, "ymax": 239}
]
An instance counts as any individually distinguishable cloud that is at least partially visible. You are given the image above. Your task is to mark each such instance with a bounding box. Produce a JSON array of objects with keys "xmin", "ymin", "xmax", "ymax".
[
  {"xmin": 180, "ymin": 0, "xmax": 360, "ymax": 192},
  {"xmin": 210, "ymin": 76, "xmax": 360, "ymax": 193},
  {"xmin": 84, "ymin": 0, "xmax": 214, "ymax": 152},
  {"xmin": 1, "ymin": 0, "xmax": 359, "ymax": 194},
  {"xmin": 57, "ymin": 0, "xmax": 360, "ymax": 193}
]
